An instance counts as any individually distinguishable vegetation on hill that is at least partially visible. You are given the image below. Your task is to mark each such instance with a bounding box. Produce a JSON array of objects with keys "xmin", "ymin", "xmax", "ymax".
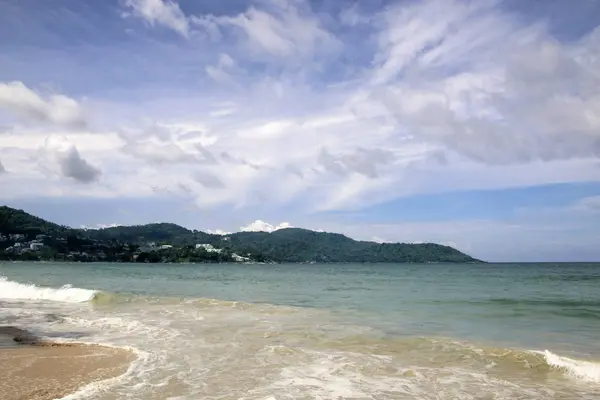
[
  {"xmin": 226, "ymin": 228, "xmax": 476, "ymax": 263},
  {"xmin": 0, "ymin": 206, "xmax": 69, "ymax": 235},
  {"xmin": 0, "ymin": 206, "xmax": 482, "ymax": 263},
  {"xmin": 85, "ymin": 223, "xmax": 211, "ymax": 244}
]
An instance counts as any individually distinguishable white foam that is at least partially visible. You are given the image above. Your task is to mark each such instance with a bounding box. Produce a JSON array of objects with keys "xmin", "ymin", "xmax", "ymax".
[
  {"xmin": 58, "ymin": 345, "xmax": 148, "ymax": 400},
  {"xmin": 0, "ymin": 276, "xmax": 97, "ymax": 303},
  {"xmin": 542, "ymin": 350, "xmax": 600, "ymax": 383}
]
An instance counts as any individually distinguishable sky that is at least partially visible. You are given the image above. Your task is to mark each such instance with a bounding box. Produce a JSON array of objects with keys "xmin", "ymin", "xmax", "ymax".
[{"xmin": 0, "ymin": 0, "xmax": 599, "ymax": 262}]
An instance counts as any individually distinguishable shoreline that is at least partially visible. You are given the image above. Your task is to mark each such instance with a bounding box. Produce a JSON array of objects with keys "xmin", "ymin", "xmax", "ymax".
[{"xmin": 0, "ymin": 326, "xmax": 135, "ymax": 400}]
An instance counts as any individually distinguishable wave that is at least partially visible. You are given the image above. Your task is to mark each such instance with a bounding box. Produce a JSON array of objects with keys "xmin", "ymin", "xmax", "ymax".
[
  {"xmin": 540, "ymin": 350, "xmax": 600, "ymax": 383},
  {"xmin": 2, "ymin": 275, "xmax": 599, "ymax": 387},
  {"xmin": 321, "ymin": 334, "xmax": 600, "ymax": 384},
  {"xmin": 487, "ymin": 297, "xmax": 600, "ymax": 308},
  {"xmin": 0, "ymin": 276, "xmax": 98, "ymax": 303},
  {"xmin": 0, "ymin": 276, "xmax": 307, "ymax": 312}
]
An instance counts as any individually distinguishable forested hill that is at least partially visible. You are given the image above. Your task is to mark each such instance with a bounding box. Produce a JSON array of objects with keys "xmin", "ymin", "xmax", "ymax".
[
  {"xmin": 0, "ymin": 206, "xmax": 69, "ymax": 235},
  {"xmin": 0, "ymin": 206, "xmax": 482, "ymax": 263},
  {"xmin": 224, "ymin": 229, "xmax": 478, "ymax": 263}
]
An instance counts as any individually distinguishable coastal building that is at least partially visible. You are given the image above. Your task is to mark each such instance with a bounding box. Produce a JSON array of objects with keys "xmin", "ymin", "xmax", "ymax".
[{"xmin": 159, "ymin": 244, "xmax": 173, "ymax": 250}]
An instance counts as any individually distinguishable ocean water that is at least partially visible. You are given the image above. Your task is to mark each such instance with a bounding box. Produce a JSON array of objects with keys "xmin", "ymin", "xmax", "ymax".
[{"xmin": 1, "ymin": 262, "xmax": 599, "ymax": 399}]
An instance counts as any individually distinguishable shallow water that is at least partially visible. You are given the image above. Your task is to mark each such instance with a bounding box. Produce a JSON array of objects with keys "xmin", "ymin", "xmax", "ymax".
[{"xmin": 1, "ymin": 262, "xmax": 599, "ymax": 399}]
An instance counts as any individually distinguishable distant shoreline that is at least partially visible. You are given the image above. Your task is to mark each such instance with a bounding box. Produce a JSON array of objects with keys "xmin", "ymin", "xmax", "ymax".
[
  {"xmin": 0, "ymin": 260, "xmax": 487, "ymax": 265},
  {"xmin": 1, "ymin": 206, "xmax": 482, "ymax": 264}
]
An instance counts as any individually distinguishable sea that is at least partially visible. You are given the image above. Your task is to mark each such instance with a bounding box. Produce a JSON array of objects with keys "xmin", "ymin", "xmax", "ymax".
[{"xmin": 1, "ymin": 262, "xmax": 599, "ymax": 399}]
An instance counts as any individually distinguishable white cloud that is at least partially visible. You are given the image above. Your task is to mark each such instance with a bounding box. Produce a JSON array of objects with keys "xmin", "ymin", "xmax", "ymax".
[
  {"xmin": 2, "ymin": 0, "xmax": 600, "ymax": 263},
  {"xmin": 368, "ymin": 0, "xmax": 600, "ymax": 165},
  {"xmin": 0, "ymin": 159, "xmax": 5, "ymax": 173},
  {"xmin": 124, "ymin": 0, "xmax": 189, "ymax": 37},
  {"xmin": 39, "ymin": 136, "xmax": 101, "ymax": 183},
  {"xmin": 192, "ymin": 170, "xmax": 225, "ymax": 188},
  {"xmin": 317, "ymin": 147, "xmax": 396, "ymax": 178},
  {"xmin": 206, "ymin": 220, "xmax": 293, "ymax": 235},
  {"xmin": 240, "ymin": 220, "xmax": 293, "ymax": 233},
  {"xmin": 117, "ymin": 123, "xmax": 218, "ymax": 165},
  {"xmin": 205, "ymin": 53, "xmax": 240, "ymax": 84},
  {"xmin": 0, "ymin": 81, "xmax": 86, "ymax": 128},
  {"xmin": 124, "ymin": 0, "xmax": 340, "ymax": 63},
  {"xmin": 123, "ymin": 140, "xmax": 200, "ymax": 164},
  {"xmin": 214, "ymin": 3, "xmax": 340, "ymax": 61},
  {"xmin": 370, "ymin": 236, "xmax": 388, "ymax": 244},
  {"xmin": 339, "ymin": 3, "xmax": 371, "ymax": 27},
  {"xmin": 206, "ymin": 228, "xmax": 232, "ymax": 235},
  {"xmin": 81, "ymin": 223, "xmax": 123, "ymax": 230}
]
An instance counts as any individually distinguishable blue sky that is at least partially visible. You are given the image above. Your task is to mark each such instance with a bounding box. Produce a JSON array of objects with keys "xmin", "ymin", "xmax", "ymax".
[{"xmin": 1, "ymin": 0, "xmax": 600, "ymax": 262}]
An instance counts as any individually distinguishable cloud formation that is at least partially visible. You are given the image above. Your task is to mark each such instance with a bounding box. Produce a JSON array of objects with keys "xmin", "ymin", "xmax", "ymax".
[
  {"xmin": 317, "ymin": 148, "xmax": 396, "ymax": 178},
  {"xmin": 369, "ymin": 0, "xmax": 600, "ymax": 165},
  {"xmin": 213, "ymin": 2, "xmax": 340, "ymax": 61},
  {"xmin": 125, "ymin": 0, "xmax": 339, "ymax": 62},
  {"xmin": 40, "ymin": 136, "xmax": 101, "ymax": 183},
  {"xmin": 205, "ymin": 53, "xmax": 238, "ymax": 84},
  {"xmin": 118, "ymin": 124, "xmax": 218, "ymax": 165},
  {"xmin": 124, "ymin": 0, "xmax": 190, "ymax": 37},
  {"xmin": 1, "ymin": 0, "xmax": 600, "ymax": 260},
  {"xmin": 240, "ymin": 220, "xmax": 293, "ymax": 233},
  {"xmin": 81, "ymin": 223, "xmax": 123, "ymax": 230},
  {"xmin": 192, "ymin": 171, "xmax": 225, "ymax": 188},
  {"xmin": 206, "ymin": 220, "xmax": 293, "ymax": 235},
  {"xmin": 3, "ymin": 0, "xmax": 600, "ymax": 212},
  {"xmin": 0, "ymin": 81, "xmax": 86, "ymax": 128}
]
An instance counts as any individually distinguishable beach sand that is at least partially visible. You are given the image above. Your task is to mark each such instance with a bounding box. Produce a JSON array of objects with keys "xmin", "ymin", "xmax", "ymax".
[{"xmin": 0, "ymin": 326, "xmax": 135, "ymax": 400}]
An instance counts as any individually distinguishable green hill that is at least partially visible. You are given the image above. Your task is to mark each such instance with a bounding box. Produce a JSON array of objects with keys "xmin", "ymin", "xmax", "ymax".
[
  {"xmin": 226, "ymin": 228, "xmax": 478, "ymax": 263},
  {"xmin": 0, "ymin": 206, "xmax": 482, "ymax": 263},
  {"xmin": 0, "ymin": 206, "xmax": 69, "ymax": 235},
  {"xmin": 86, "ymin": 223, "xmax": 202, "ymax": 243}
]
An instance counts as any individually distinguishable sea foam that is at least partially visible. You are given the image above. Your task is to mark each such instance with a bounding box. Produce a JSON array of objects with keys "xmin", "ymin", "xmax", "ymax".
[
  {"xmin": 542, "ymin": 350, "xmax": 600, "ymax": 383},
  {"xmin": 0, "ymin": 276, "xmax": 97, "ymax": 303}
]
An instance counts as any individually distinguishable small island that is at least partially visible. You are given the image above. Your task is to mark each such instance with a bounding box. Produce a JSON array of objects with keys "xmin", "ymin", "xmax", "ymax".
[{"xmin": 0, "ymin": 206, "xmax": 481, "ymax": 264}]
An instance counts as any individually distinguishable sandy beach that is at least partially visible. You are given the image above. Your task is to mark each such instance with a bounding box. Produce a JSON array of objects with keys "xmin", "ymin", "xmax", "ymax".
[{"xmin": 0, "ymin": 326, "xmax": 135, "ymax": 400}]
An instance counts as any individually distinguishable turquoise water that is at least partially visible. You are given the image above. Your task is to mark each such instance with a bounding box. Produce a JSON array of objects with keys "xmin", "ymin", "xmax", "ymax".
[{"xmin": 1, "ymin": 262, "xmax": 599, "ymax": 399}]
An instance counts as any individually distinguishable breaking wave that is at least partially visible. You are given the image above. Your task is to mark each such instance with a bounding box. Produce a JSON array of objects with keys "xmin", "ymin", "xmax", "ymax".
[
  {"xmin": 2, "ymin": 275, "xmax": 599, "ymax": 388},
  {"xmin": 0, "ymin": 276, "xmax": 98, "ymax": 303},
  {"xmin": 541, "ymin": 350, "xmax": 600, "ymax": 383}
]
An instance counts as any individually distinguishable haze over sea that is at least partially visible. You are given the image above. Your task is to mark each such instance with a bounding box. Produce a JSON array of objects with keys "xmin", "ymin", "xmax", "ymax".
[{"xmin": 1, "ymin": 262, "xmax": 599, "ymax": 399}]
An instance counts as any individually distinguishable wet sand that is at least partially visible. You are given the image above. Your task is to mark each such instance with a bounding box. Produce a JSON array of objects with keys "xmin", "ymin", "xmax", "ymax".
[{"xmin": 0, "ymin": 327, "xmax": 135, "ymax": 400}]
